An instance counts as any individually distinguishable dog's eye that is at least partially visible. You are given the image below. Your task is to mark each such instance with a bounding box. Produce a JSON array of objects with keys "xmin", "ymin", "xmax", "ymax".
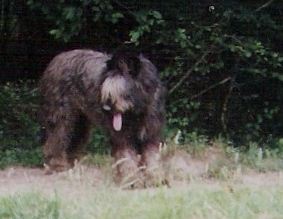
[{"xmin": 128, "ymin": 69, "xmax": 139, "ymax": 78}]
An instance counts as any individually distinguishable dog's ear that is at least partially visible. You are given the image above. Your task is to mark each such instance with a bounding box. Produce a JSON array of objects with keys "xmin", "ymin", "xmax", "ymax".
[
  {"xmin": 125, "ymin": 55, "xmax": 141, "ymax": 77},
  {"xmin": 107, "ymin": 52, "xmax": 141, "ymax": 77}
]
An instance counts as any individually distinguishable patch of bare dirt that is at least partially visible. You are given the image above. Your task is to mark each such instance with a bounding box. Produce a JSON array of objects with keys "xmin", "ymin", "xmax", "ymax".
[
  {"xmin": 0, "ymin": 165, "xmax": 107, "ymax": 198},
  {"xmin": 0, "ymin": 150, "xmax": 282, "ymax": 198}
]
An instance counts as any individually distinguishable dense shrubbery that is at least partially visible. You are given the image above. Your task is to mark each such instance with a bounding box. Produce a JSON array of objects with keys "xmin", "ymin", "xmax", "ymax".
[
  {"xmin": 0, "ymin": 81, "xmax": 40, "ymax": 150},
  {"xmin": 161, "ymin": 6, "xmax": 283, "ymax": 144},
  {"xmin": 0, "ymin": 81, "xmax": 42, "ymax": 167}
]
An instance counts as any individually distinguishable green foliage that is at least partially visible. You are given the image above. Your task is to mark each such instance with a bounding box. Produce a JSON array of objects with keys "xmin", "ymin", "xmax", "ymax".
[
  {"xmin": 157, "ymin": 4, "xmax": 283, "ymax": 143},
  {"xmin": 0, "ymin": 81, "xmax": 41, "ymax": 150},
  {"xmin": 0, "ymin": 81, "xmax": 42, "ymax": 167},
  {"xmin": 26, "ymin": 0, "xmax": 124, "ymax": 42},
  {"xmin": 129, "ymin": 10, "xmax": 164, "ymax": 45},
  {"xmin": 0, "ymin": 148, "xmax": 43, "ymax": 169},
  {"xmin": 86, "ymin": 128, "xmax": 109, "ymax": 155}
]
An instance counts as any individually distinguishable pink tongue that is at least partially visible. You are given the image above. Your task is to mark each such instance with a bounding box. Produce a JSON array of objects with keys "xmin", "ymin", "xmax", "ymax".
[{"xmin": 113, "ymin": 113, "xmax": 122, "ymax": 131}]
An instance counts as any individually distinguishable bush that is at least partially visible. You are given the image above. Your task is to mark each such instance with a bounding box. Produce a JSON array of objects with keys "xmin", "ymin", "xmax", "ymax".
[
  {"xmin": 159, "ymin": 5, "xmax": 283, "ymax": 144},
  {"xmin": 0, "ymin": 81, "xmax": 41, "ymax": 150},
  {"xmin": 0, "ymin": 81, "xmax": 42, "ymax": 167}
]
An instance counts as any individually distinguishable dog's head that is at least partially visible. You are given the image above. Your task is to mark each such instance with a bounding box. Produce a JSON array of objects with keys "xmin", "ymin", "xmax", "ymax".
[{"xmin": 100, "ymin": 52, "xmax": 159, "ymax": 131}]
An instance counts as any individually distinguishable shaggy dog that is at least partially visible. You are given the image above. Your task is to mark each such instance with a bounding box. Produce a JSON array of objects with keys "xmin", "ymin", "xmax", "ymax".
[{"xmin": 40, "ymin": 49, "xmax": 166, "ymax": 187}]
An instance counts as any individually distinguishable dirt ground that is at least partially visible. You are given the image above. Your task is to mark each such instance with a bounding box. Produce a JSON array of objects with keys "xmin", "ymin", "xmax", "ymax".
[{"xmin": 0, "ymin": 150, "xmax": 282, "ymax": 198}]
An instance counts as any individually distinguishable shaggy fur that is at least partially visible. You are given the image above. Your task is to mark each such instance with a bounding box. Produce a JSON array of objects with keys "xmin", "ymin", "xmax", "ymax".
[{"xmin": 40, "ymin": 49, "xmax": 166, "ymax": 187}]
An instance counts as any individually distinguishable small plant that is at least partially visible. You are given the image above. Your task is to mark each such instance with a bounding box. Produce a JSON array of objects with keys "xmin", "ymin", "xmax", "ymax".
[
  {"xmin": 182, "ymin": 131, "xmax": 208, "ymax": 157},
  {"xmin": 86, "ymin": 128, "xmax": 109, "ymax": 155}
]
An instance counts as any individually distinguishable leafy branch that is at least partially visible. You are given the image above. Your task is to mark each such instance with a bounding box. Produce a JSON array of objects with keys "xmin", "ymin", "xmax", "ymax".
[{"xmin": 169, "ymin": 47, "xmax": 214, "ymax": 95}]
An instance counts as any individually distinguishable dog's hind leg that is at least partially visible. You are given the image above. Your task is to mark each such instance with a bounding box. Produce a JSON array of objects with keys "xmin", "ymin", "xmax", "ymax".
[{"xmin": 42, "ymin": 107, "xmax": 75, "ymax": 172}]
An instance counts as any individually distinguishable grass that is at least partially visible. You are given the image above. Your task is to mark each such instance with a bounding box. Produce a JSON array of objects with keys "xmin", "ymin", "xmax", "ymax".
[
  {"xmin": 1, "ymin": 137, "xmax": 283, "ymax": 219},
  {"xmin": 0, "ymin": 183, "xmax": 283, "ymax": 219},
  {"xmin": 0, "ymin": 192, "xmax": 60, "ymax": 219}
]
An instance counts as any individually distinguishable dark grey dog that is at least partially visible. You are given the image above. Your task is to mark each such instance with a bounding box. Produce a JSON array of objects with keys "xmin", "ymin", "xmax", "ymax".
[{"xmin": 40, "ymin": 49, "xmax": 166, "ymax": 187}]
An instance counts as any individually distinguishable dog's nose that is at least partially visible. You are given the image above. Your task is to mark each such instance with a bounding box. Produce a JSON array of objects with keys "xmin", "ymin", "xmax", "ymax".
[
  {"xmin": 103, "ymin": 104, "xmax": 111, "ymax": 111},
  {"xmin": 102, "ymin": 98, "xmax": 112, "ymax": 111}
]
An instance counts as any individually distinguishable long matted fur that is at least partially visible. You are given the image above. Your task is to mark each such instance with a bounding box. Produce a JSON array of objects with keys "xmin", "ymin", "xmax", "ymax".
[{"xmin": 40, "ymin": 49, "xmax": 166, "ymax": 187}]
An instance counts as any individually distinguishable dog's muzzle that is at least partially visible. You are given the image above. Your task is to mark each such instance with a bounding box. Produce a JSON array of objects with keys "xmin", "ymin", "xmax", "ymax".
[{"xmin": 102, "ymin": 102, "xmax": 123, "ymax": 132}]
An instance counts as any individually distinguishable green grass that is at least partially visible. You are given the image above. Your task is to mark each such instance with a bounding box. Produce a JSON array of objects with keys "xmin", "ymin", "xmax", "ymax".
[
  {"xmin": 0, "ymin": 184, "xmax": 283, "ymax": 219},
  {"xmin": 0, "ymin": 192, "xmax": 60, "ymax": 219}
]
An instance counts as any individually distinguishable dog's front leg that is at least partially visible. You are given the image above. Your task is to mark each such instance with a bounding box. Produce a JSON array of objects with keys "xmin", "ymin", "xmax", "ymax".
[{"xmin": 111, "ymin": 136, "xmax": 143, "ymax": 188}]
